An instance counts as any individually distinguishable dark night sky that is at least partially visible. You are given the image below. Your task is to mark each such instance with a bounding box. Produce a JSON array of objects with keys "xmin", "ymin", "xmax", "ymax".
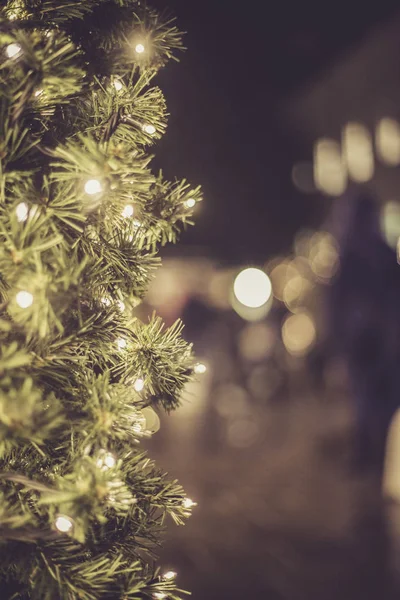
[{"xmin": 151, "ymin": 0, "xmax": 400, "ymax": 264}]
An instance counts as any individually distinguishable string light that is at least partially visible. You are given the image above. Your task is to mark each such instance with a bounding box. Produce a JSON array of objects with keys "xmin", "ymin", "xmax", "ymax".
[
  {"xmin": 182, "ymin": 497, "xmax": 196, "ymax": 509},
  {"xmin": 6, "ymin": 43, "xmax": 21, "ymax": 59},
  {"xmin": 55, "ymin": 515, "xmax": 73, "ymax": 533},
  {"xmin": 117, "ymin": 338, "xmax": 127, "ymax": 350},
  {"xmin": 163, "ymin": 571, "xmax": 177, "ymax": 580},
  {"xmin": 34, "ymin": 89, "xmax": 43, "ymax": 97},
  {"xmin": 97, "ymin": 451, "xmax": 116, "ymax": 470},
  {"xmin": 117, "ymin": 300, "xmax": 126, "ymax": 311},
  {"xmin": 16, "ymin": 291, "xmax": 33, "ymax": 308},
  {"xmin": 122, "ymin": 204, "xmax": 134, "ymax": 218},
  {"xmin": 15, "ymin": 202, "xmax": 28, "ymax": 222},
  {"xmin": 134, "ymin": 378, "xmax": 145, "ymax": 392},
  {"xmin": 153, "ymin": 594, "xmax": 166, "ymax": 600},
  {"xmin": 113, "ymin": 79, "xmax": 123, "ymax": 91},
  {"xmin": 194, "ymin": 362, "xmax": 207, "ymax": 374},
  {"xmin": 184, "ymin": 198, "xmax": 196, "ymax": 209},
  {"xmin": 143, "ymin": 124, "xmax": 156, "ymax": 136},
  {"xmin": 84, "ymin": 178, "xmax": 103, "ymax": 195},
  {"xmin": 101, "ymin": 297, "xmax": 111, "ymax": 307},
  {"xmin": 135, "ymin": 43, "xmax": 145, "ymax": 54}
]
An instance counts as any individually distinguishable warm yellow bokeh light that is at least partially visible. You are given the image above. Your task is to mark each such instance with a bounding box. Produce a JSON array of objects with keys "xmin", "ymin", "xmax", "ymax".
[
  {"xmin": 380, "ymin": 201, "xmax": 400, "ymax": 249},
  {"xmin": 309, "ymin": 232, "xmax": 339, "ymax": 281},
  {"xmin": 16, "ymin": 290, "xmax": 33, "ymax": 308},
  {"xmin": 342, "ymin": 122, "xmax": 374, "ymax": 183},
  {"xmin": 282, "ymin": 311, "xmax": 316, "ymax": 357},
  {"xmin": 163, "ymin": 571, "xmax": 177, "ymax": 580},
  {"xmin": 376, "ymin": 118, "xmax": 400, "ymax": 166},
  {"xmin": 84, "ymin": 178, "xmax": 103, "ymax": 195},
  {"xmin": 194, "ymin": 362, "xmax": 207, "ymax": 374},
  {"xmin": 313, "ymin": 138, "xmax": 347, "ymax": 196},
  {"xmin": 233, "ymin": 268, "xmax": 272, "ymax": 308},
  {"xmin": 6, "ymin": 43, "xmax": 21, "ymax": 58},
  {"xmin": 15, "ymin": 202, "xmax": 28, "ymax": 222}
]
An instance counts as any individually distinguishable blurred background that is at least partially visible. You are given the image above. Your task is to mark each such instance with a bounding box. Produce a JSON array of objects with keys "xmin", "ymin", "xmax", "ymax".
[{"xmin": 143, "ymin": 1, "xmax": 400, "ymax": 598}]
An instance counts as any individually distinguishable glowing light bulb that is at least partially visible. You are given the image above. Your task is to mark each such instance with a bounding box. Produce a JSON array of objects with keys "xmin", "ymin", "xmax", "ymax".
[
  {"xmin": 134, "ymin": 378, "xmax": 145, "ymax": 392},
  {"xmin": 117, "ymin": 300, "xmax": 125, "ymax": 311},
  {"xmin": 97, "ymin": 451, "xmax": 116, "ymax": 470},
  {"xmin": 101, "ymin": 297, "xmax": 111, "ymax": 307},
  {"xmin": 15, "ymin": 202, "xmax": 28, "ymax": 222},
  {"xmin": 153, "ymin": 594, "xmax": 166, "ymax": 600},
  {"xmin": 143, "ymin": 124, "xmax": 156, "ymax": 136},
  {"xmin": 16, "ymin": 290, "xmax": 33, "ymax": 308},
  {"xmin": 6, "ymin": 43, "xmax": 21, "ymax": 59},
  {"xmin": 113, "ymin": 79, "xmax": 123, "ymax": 91},
  {"xmin": 163, "ymin": 571, "xmax": 177, "ymax": 580},
  {"xmin": 34, "ymin": 89, "xmax": 43, "ymax": 97},
  {"xmin": 182, "ymin": 497, "xmax": 196, "ymax": 509},
  {"xmin": 233, "ymin": 268, "xmax": 272, "ymax": 308},
  {"xmin": 84, "ymin": 178, "xmax": 103, "ymax": 195},
  {"xmin": 122, "ymin": 204, "xmax": 134, "ymax": 218},
  {"xmin": 117, "ymin": 338, "xmax": 127, "ymax": 350},
  {"xmin": 135, "ymin": 43, "xmax": 145, "ymax": 54},
  {"xmin": 55, "ymin": 515, "xmax": 73, "ymax": 533},
  {"xmin": 184, "ymin": 198, "xmax": 196, "ymax": 209},
  {"xmin": 194, "ymin": 362, "xmax": 207, "ymax": 374}
]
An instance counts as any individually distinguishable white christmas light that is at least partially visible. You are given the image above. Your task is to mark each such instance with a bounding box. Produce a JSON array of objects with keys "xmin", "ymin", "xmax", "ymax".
[
  {"xmin": 184, "ymin": 198, "xmax": 196, "ymax": 209},
  {"xmin": 16, "ymin": 290, "xmax": 33, "ymax": 308},
  {"xmin": 194, "ymin": 362, "xmax": 207, "ymax": 374},
  {"xmin": 233, "ymin": 268, "xmax": 272, "ymax": 308},
  {"xmin": 117, "ymin": 338, "xmax": 127, "ymax": 350},
  {"xmin": 113, "ymin": 79, "xmax": 123, "ymax": 91},
  {"xmin": 134, "ymin": 378, "xmax": 145, "ymax": 392},
  {"xmin": 84, "ymin": 178, "xmax": 103, "ymax": 195},
  {"xmin": 135, "ymin": 43, "xmax": 145, "ymax": 54},
  {"xmin": 143, "ymin": 124, "xmax": 156, "ymax": 136},
  {"xmin": 101, "ymin": 297, "xmax": 111, "ymax": 307},
  {"xmin": 117, "ymin": 300, "xmax": 126, "ymax": 311},
  {"xmin": 97, "ymin": 451, "xmax": 117, "ymax": 470},
  {"xmin": 163, "ymin": 571, "xmax": 177, "ymax": 580},
  {"xmin": 6, "ymin": 43, "xmax": 21, "ymax": 59},
  {"xmin": 34, "ymin": 89, "xmax": 43, "ymax": 97},
  {"xmin": 55, "ymin": 515, "xmax": 73, "ymax": 533},
  {"xmin": 182, "ymin": 497, "xmax": 196, "ymax": 509},
  {"xmin": 15, "ymin": 202, "xmax": 28, "ymax": 222},
  {"xmin": 122, "ymin": 204, "xmax": 134, "ymax": 218}
]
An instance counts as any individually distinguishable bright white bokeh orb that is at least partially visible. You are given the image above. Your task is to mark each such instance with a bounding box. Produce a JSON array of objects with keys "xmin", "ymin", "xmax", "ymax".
[
  {"xmin": 16, "ymin": 202, "xmax": 28, "ymax": 222},
  {"xmin": 6, "ymin": 43, "xmax": 21, "ymax": 58},
  {"xmin": 143, "ymin": 124, "xmax": 156, "ymax": 135},
  {"xmin": 16, "ymin": 290, "xmax": 33, "ymax": 308},
  {"xmin": 55, "ymin": 515, "xmax": 73, "ymax": 533},
  {"xmin": 184, "ymin": 198, "xmax": 196, "ymax": 209},
  {"xmin": 84, "ymin": 178, "xmax": 102, "ymax": 195},
  {"xmin": 233, "ymin": 268, "xmax": 272, "ymax": 308},
  {"xmin": 135, "ymin": 43, "xmax": 145, "ymax": 54},
  {"xmin": 134, "ymin": 378, "xmax": 145, "ymax": 392}
]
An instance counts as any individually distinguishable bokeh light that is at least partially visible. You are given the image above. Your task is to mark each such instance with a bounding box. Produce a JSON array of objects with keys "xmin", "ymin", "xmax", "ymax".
[
  {"xmin": 380, "ymin": 201, "xmax": 400, "ymax": 249},
  {"xmin": 376, "ymin": 117, "xmax": 400, "ymax": 166},
  {"xmin": 308, "ymin": 232, "xmax": 339, "ymax": 282},
  {"xmin": 282, "ymin": 311, "xmax": 316, "ymax": 357},
  {"xmin": 291, "ymin": 161, "xmax": 316, "ymax": 194},
  {"xmin": 55, "ymin": 515, "xmax": 73, "ymax": 533},
  {"xmin": 233, "ymin": 268, "xmax": 272, "ymax": 308},
  {"xmin": 313, "ymin": 138, "xmax": 347, "ymax": 196},
  {"xmin": 238, "ymin": 323, "xmax": 275, "ymax": 362},
  {"xmin": 6, "ymin": 43, "xmax": 21, "ymax": 59},
  {"xmin": 84, "ymin": 178, "xmax": 103, "ymax": 195},
  {"xmin": 342, "ymin": 122, "xmax": 374, "ymax": 182},
  {"xmin": 227, "ymin": 417, "xmax": 259, "ymax": 448},
  {"xmin": 15, "ymin": 202, "xmax": 28, "ymax": 222},
  {"xmin": 16, "ymin": 290, "xmax": 33, "ymax": 308}
]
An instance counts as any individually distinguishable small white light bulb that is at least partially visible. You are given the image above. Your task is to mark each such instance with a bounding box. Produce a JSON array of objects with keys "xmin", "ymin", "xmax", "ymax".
[
  {"xmin": 55, "ymin": 515, "xmax": 73, "ymax": 533},
  {"xmin": 104, "ymin": 452, "xmax": 116, "ymax": 469},
  {"xmin": 153, "ymin": 594, "xmax": 166, "ymax": 600},
  {"xmin": 16, "ymin": 290, "xmax": 33, "ymax": 309},
  {"xmin": 6, "ymin": 43, "xmax": 21, "ymax": 59},
  {"xmin": 117, "ymin": 300, "xmax": 126, "ymax": 312},
  {"xmin": 15, "ymin": 202, "xmax": 28, "ymax": 222},
  {"xmin": 117, "ymin": 338, "xmax": 127, "ymax": 350},
  {"xmin": 194, "ymin": 362, "xmax": 207, "ymax": 374},
  {"xmin": 184, "ymin": 198, "xmax": 196, "ymax": 209},
  {"xmin": 233, "ymin": 267, "xmax": 272, "ymax": 309},
  {"xmin": 101, "ymin": 297, "xmax": 111, "ymax": 307},
  {"xmin": 143, "ymin": 124, "xmax": 156, "ymax": 136},
  {"xmin": 182, "ymin": 497, "xmax": 196, "ymax": 509},
  {"xmin": 34, "ymin": 89, "xmax": 43, "ymax": 97},
  {"xmin": 122, "ymin": 204, "xmax": 134, "ymax": 218},
  {"xmin": 113, "ymin": 79, "xmax": 123, "ymax": 91},
  {"xmin": 84, "ymin": 179, "xmax": 103, "ymax": 195},
  {"xmin": 134, "ymin": 378, "xmax": 145, "ymax": 392},
  {"xmin": 163, "ymin": 571, "xmax": 177, "ymax": 580},
  {"xmin": 135, "ymin": 43, "xmax": 145, "ymax": 54}
]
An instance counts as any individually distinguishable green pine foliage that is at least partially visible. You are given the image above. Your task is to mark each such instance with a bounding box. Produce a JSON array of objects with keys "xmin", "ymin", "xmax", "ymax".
[{"xmin": 0, "ymin": 0, "xmax": 202, "ymax": 597}]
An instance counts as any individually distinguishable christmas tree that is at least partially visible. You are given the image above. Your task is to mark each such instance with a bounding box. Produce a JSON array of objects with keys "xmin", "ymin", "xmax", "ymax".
[{"xmin": 0, "ymin": 1, "xmax": 202, "ymax": 598}]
